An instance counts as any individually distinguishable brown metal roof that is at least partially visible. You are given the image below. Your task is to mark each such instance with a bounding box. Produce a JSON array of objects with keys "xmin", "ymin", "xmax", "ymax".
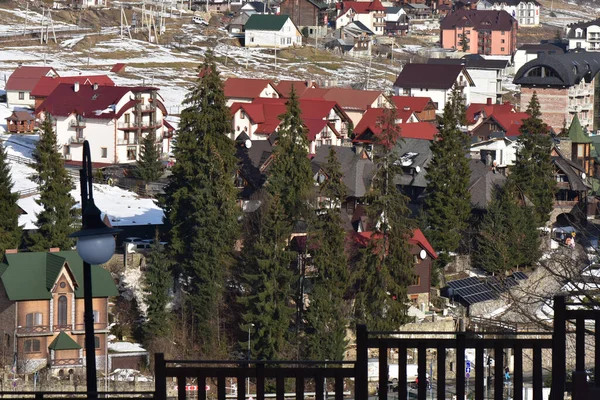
[
  {"xmin": 394, "ymin": 63, "xmax": 467, "ymax": 89},
  {"xmin": 440, "ymin": 9, "xmax": 517, "ymax": 31}
]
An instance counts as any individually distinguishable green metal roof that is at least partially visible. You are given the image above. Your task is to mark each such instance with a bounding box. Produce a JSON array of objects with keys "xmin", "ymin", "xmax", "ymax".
[
  {"xmin": 0, "ymin": 251, "xmax": 118, "ymax": 301},
  {"xmin": 48, "ymin": 332, "xmax": 82, "ymax": 351},
  {"xmin": 568, "ymin": 114, "xmax": 591, "ymax": 143},
  {"xmin": 245, "ymin": 14, "xmax": 292, "ymax": 31}
]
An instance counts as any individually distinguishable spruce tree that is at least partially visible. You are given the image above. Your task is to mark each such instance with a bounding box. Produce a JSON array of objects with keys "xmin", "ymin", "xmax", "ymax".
[
  {"xmin": 510, "ymin": 92, "xmax": 556, "ymax": 226},
  {"xmin": 160, "ymin": 51, "xmax": 239, "ymax": 354},
  {"xmin": 135, "ymin": 129, "xmax": 163, "ymax": 184},
  {"xmin": 304, "ymin": 147, "xmax": 349, "ymax": 360},
  {"xmin": 143, "ymin": 240, "xmax": 172, "ymax": 340},
  {"xmin": 28, "ymin": 116, "xmax": 78, "ymax": 251},
  {"xmin": 475, "ymin": 183, "xmax": 540, "ymax": 274},
  {"xmin": 0, "ymin": 143, "xmax": 22, "ymax": 253},
  {"xmin": 424, "ymin": 86, "xmax": 471, "ymax": 261},
  {"xmin": 267, "ymin": 86, "xmax": 314, "ymax": 221},
  {"xmin": 353, "ymin": 104, "xmax": 415, "ymax": 330},
  {"xmin": 239, "ymin": 192, "xmax": 296, "ymax": 360}
]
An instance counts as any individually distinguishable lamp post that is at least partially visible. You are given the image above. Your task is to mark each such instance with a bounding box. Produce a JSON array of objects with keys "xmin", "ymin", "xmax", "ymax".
[
  {"xmin": 247, "ymin": 323, "xmax": 254, "ymax": 398},
  {"xmin": 70, "ymin": 141, "xmax": 121, "ymax": 400}
]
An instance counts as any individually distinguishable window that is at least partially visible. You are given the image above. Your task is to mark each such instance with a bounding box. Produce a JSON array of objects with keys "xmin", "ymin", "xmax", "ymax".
[
  {"xmin": 101, "ymin": 148, "xmax": 107, "ymax": 158},
  {"xmin": 29, "ymin": 93, "xmax": 35, "ymax": 100},
  {"xmin": 501, "ymin": 47, "xmax": 505, "ymax": 52},
  {"xmin": 124, "ymin": 114, "xmax": 130, "ymax": 123},
  {"xmin": 280, "ymin": 37, "xmax": 285, "ymax": 45},
  {"xmin": 58, "ymin": 295, "xmax": 68, "ymax": 326},
  {"xmin": 127, "ymin": 146, "xmax": 137, "ymax": 160},
  {"xmin": 94, "ymin": 336, "xmax": 101, "ymax": 349},
  {"xmin": 26, "ymin": 312, "xmax": 42, "ymax": 327},
  {"xmin": 24, "ymin": 339, "xmax": 41, "ymax": 353},
  {"xmin": 18, "ymin": 92, "xmax": 24, "ymax": 100},
  {"xmin": 502, "ymin": 31, "xmax": 505, "ymax": 35},
  {"xmin": 287, "ymin": 37, "xmax": 291, "ymax": 44},
  {"xmin": 251, "ymin": 37, "xmax": 254, "ymax": 43},
  {"xmin": 93, "ymin": 310, "xmax": 99, "ymax": 323},
  {"xmin": 411, "ymin": 276, "xmax": 421, "ymax": 286},
  {"xmin": 501, "ymin": 39, "xmax": 505, "ymax": 43},
  {"xmin": 240, "ymin": 111, "xmax": 245, "ymax": 120}
]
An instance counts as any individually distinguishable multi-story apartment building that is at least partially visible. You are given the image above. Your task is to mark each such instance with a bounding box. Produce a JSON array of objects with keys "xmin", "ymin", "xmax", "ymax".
[
  {"xmin": 440, "ymin": 9, "xmax": 518, "ymax": 56},
  {"xmin": 0, "ymin": 250, "xmax": 117, "ymax": 374},
  {"xmin": 335, "ymin": 0, "xmax": 387, "ymax": 36},
  {"xmin": 36, "ymin": 82, "xmax": 170, "ymax": 165},
  {"xmin": 514, "ymin": 51, "xmax": 600, "ymax": 133},
  {"xmin": 477, "ymin": 0, "xmax": 540, "ymax": 27},
  {"xmin": 566, "ymin": 18, "xmax": 600, "ymax": 51}
]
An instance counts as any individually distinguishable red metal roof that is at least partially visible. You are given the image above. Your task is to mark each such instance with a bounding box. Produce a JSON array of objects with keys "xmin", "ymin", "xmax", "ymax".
[
  {"xmin": 338, "ymin": 0, "xmax": 385, "ymax": 14},
  {"xmin": 6, "ymin": 66, "xmax": 57, "ymax": 91},
  {"xmin": 224, "ymin": 78, "xmax": 279, "ymax": 100},
  {"xmin": 440, "ymin": 9, "xmax": 517, "ymax": 32},
  {"xmin": 353, "ymin": 229, "xmax": 438, "ymax": 259},
  {"xmin": 36, "ymin": 83, "xmax": 159, "ymax": 119},
  {"xmin": 353, "ymin": 107, "xmax": 419, "ymax": 137},
  {"xmin": 391, "ymin": 96, "xmax": 436, "ymax": 113},
  {"xmin": 490, "ymin": 112, "xmax": 530, "ymax": 136},
  {"xmin": 466, "ymin": 101, "xmax": 515, "ymax": 124},
  {"xmin": 275, "ymin": 80, "xmax": 317, "ymax": 98},
  {"xmin": 110, "ymin": 63, "xmax": 127, "ymax": 73},
  {"xmin": 31, "ymin": 75, "xmax": 115, "ymax": 98},
  {"xmin": 399, "ymin": 122, "xmax": 439, "ymax": 141}
]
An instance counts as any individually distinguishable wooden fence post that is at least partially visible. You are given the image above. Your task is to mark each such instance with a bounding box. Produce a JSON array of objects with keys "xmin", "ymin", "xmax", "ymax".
[
  {"xmin": 355, "ymin": 324, "xmax": 368, "ymax": 400},
  {"xmin": 154, "ymin": 353, "xmax": 167, "ymax": 400}
]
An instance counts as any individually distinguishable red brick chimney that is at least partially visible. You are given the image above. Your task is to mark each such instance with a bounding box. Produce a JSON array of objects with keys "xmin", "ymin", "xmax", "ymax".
[
  {"xmin": 5, "ymin": 249, "xmax": 17, "ymax": 254},
  {"xmin": 486, "ymin": 98, "xmax": 492, "ymax": 105},
  {"xmin": 49, "ymin": 247, "xmax": 60, "ymax": 253}
]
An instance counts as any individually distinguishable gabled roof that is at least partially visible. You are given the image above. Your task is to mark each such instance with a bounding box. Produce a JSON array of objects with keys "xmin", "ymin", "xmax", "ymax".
[
  {"xmin": 338, "ymin": 0, "xmax": 386, "ymax": 14},
  {"xmin": 552, "ymin": 151, "xmax": 589, "ymax": 191},
  {"xmin": 393, "ymin": 137, "xmax": 432, "ymax": 188},
  {"xmin": 36, "ymin": 83, "xmax": 161, "ymax": 119},
  {"xmin": 31, "ymin": 75, "xmax": 115, "ymax": 98},
  {"xmin": 353, "ymin": 107, "xmax": 418, "ymax": 138},
  {"xmin": 311, "ymin": 145, "xmax": 375, "ymax": 197},
  {"xmin": 110, "ymin": 63, "xmax": 127, "ymax": 73},
  {"xmin": 5, "ymin": 111, "xmax": 35, "ymax": 121},
  {"xmin": 281, "ymin": 0, "xmax": 327, "ymax": 10},
  {"xmin": 517, "ymin": 43, "xmax": 566, "ymax": 54},
  {"xmin": 391, "ymin": 96, "xmax": 436, "ymax": 113},
  {"xmin": 568, "ymin": 114, "xmax": 591, "ymax": 143},
  {"xmin": 354, "ymin": 113, "xmax": 438, "ymax": 143},
  {"xmin": 567, "ymin": 18, "xmax": 600, "ymax": 39},
  {"xmin": 48, "ymin": 332, "xmax": 82, "ymax": 351},
  {"xmin": 245, "ymin": 14, "xmax": 292, "ymax": 31},
  {"xmin": 0, "ymin": 251, "xmax": 118, "ymax": 301},
  {"xmin": 466, "ymin": 101, "xmax": 515, "ymax": 123},
  {"xmin": 492, "ymin": 112, "xmax": 530, "ymax": 136},
  {"xmin": 468, "ymin": 159, "xmax": 507, "ymax": 209},
  {"xmin": 484, "ymin": 0, "xmax": 540, "ymax": 6},
  {"xmin": 224, "ymin": 77, "xmax": 279, "ymax": 100},
  {"xmin": 242, "ymin": 1, "xmax": 267, "ymax": 12},
  {"xmin": 275, "ymin": 80, "xmax": 317, "ymax": 98},
  {"xmin": 301, "ymin": 87, "xmax": 383, "ymax": 112},
  {"xmin": 6, "ymin": 66, "xmax": 58, "ymax": 91},
  {"xmin": 394, "ymin": 64, "xmax": 471, "ymax": 90},
  {"xmin": 353, "ymin": 229, "xmax": 438, "ymax": 259},
  {"xmin": 440, "ymin": 9, "xmax": 517, "ymax": 31}
]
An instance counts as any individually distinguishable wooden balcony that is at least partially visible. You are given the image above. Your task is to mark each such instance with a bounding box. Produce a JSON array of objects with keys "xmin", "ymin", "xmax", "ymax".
[
  {"xmin": 50, "ymin": 358, "xmax": 83, "ymax": 367},
  {"xmin": 69, "ymin": 136, "xmax": 86, "ymax": 145},
  {"xmin": 72, "ymin": 322, "xmax": 109, "ymax": 333},
  {"xmin": 16, "ymin": 325, "xmax": 52, "ymax": 336},
  {"xmin": 69, "ymin": 119, "xmax": 87, "ymax": 128}
]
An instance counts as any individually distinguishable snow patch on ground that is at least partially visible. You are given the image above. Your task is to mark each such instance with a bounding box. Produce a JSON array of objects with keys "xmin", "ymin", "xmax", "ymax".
[{"xmin": 120, "ymin": 264, "xmax": 149, "ymax": 318}]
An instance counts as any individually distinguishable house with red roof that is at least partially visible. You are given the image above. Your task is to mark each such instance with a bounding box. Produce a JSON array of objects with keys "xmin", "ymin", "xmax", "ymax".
[
  {"xmin": 31, "ymin": 75, "xmax": 115, "ymax": 109},
  {"xmin": 36, "ymin": 83, "xmax": 169, "ymax": 165},
  {"xmin": 223, "ymin": 77, "xmax": 280, "ymax": 106},
  {"xmin": 393, "ymin": 64, "xmax": 474, "ymax": 111},
  {"xmin": 274, "ymin": 80, "xmax": 318, "ymax": 98},
  {"xmin": 352, "ymin": 107, "xmax": 419, "ymax": 141},
  {"xmin": 335, "ymin": 0, "xmax": 387, "ymax": 35},
  {"xmin": 230, "ymin": 97, "xmax": 352, "ymax": 153},
  {"xmin": 353, "ymin": 228, "xmax": 437, "ymax": 310},
  {"xmin": 301, "ymin": 87, "xmax": 389, "ymax": 127},
  {"xmin": 466, "ymin": 98, "xmax": 516, "ymax": 127},
  {"xmin": 6, "ymin": 66, "xmax": 58, "ymax": 108},
  {"xmin": 392, "ymin": 96, "xmax": 437, "ymax": 123}
]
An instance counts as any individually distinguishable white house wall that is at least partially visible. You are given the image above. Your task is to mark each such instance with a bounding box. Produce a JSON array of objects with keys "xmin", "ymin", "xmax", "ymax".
[
  {"xmin": 470, "ymin": 139, "xmax": 517, "ymax": 167},
  {"xmin": 245, "ymin": 19, "xmax": 302, "ymax": 48},
  {"xmin": 467, "ymin": 68, "xmax": 501, "ymax": 104},
  {"xmin": 7, "ymin": 90, "xmax": 35, "ymax": 108},
  {"xmin": 477, "ymin": 1, "xmax": 539, "ymax": 26},
  {"xmin": 231, "ymin": 108, "xmax": 257, "ymax": 139}
]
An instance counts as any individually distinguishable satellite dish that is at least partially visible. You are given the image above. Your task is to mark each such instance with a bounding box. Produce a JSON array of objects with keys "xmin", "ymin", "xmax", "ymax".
[
  {"xmin": 419, "ymin": 249, "xmax": 427, "ymax": 260},
  {"xmin": 415, "ymin": 166, "xmax": 421, "ymax": 173},
  {"xmin": 245, "ymin": 139, "xmax": 252, "ymax": 149},
  {"xmin": 582, "ymin": 172, "xmax": 587, "ymax": 180}
]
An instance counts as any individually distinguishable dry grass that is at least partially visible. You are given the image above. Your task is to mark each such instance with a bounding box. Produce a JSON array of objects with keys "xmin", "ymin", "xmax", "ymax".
[{"xmin": 517, "ymin": 25, "xmax": 562, "ymax": 46}]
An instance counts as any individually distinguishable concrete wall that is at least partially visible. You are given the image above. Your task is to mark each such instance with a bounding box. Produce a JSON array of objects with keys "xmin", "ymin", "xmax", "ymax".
[
  {"xmin": 7, "ymin": 90, "xmax": 35, "ymax": 108},
  {"xmin": 468, "ymin": 68, "xmax": 501, "ymax": 104},
  {"xmin": 245, "ymin": 19, "xmax": 302, "ymax": 48},
  {"xmin": 520, "ymin": 86, "xmax": 569, "ymax": 133}
]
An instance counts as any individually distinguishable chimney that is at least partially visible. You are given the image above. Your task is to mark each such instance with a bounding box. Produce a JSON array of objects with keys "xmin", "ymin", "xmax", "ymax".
[
  {"xmin": 486, "ymin": 97, "xmax": 492, "ymax": 105},
  {"xmin": 74, "ymin": 82, "xmax": 80, "ymax": 92},
  {"xmin": 49, "ymin": 247, "xmax": 60, "ymax": 253},
  {"xmin": 5, "ymin": 249, "xmax": 17, "ymax": 254},
  {"xmin": 93, "ymin": 82, "xmax": 98, "ymax": 90}
]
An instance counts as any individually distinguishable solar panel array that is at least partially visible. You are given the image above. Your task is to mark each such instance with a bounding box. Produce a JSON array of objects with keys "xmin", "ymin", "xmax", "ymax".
[{"xmin": 446, "ymin": 272, "xmax": 527, "ymax": 306}]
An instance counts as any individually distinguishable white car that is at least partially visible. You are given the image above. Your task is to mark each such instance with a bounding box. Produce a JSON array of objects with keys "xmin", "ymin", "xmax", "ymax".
[{"xmin": 192, "ymin": 16, "xmax": 208, "ymax": 25}]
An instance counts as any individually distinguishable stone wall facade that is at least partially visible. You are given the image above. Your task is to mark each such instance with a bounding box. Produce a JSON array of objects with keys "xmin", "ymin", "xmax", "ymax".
[{"xmin": 520, "ymin": 86, "xmax": 569, "ymax": 134}]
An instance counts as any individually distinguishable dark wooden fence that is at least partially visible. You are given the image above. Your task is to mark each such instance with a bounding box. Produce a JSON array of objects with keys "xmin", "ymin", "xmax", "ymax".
[{"xmin": 1, "ymin": 295, "xmax": 600, "ymax": 399}]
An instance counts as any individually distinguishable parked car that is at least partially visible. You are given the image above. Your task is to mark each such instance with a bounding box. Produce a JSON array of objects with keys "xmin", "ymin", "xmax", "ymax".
[
  {"xmin": 141, "ymin": 239, "xmax": 168, "ymax": 246},
  {"xmin": 192, "ymin": 16, "xmax": 208, "ymax": 25}
]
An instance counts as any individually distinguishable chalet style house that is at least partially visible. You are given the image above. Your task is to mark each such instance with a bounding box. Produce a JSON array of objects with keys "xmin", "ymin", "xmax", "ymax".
[
  {"xmin": 0, "ymin": 251, "xmax": 118, "ymax": 374},
  {"xmin": 35, "ymin": 82, "xmax": 170, "ymax": 165},
  {"xmin": 5, "ymin": 66, "xmax": 58, "ymax": 108}
]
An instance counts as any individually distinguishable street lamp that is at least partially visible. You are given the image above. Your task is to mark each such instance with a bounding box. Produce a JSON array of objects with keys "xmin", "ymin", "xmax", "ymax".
[
  {"xmin": 70, "ymin": 141, "xmax": 121, "ymax": 400},
  {"xmin": 247, "ymin": 323, "xmax": 255, "ymax": 398}
]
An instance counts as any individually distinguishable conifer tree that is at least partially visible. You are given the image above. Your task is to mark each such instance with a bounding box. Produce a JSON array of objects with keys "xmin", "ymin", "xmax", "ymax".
[
  {"xmin": 28, "ymin": 117, "xmax": 78, "ymax": 251},
  {"xmin": 475, "ymin": 183, "xmax": 540, "ymax": 274},
  {"xmin": 0, "ymin": 143, "xmax": 22, "ymax": 254},
  {"xmin": 424, "ymin": 86, "xmax": 471, "ymax": 261},
  {"xmin": 304, "ymin": 147, "xmax": 349, "ymax": 360},
  {"xmin": 510, "ymin": 92, "xmax": 556, "ymax": 226},
  {"xmin": 160, "ymin": 51, "xmax": 238, "ymax": 354},
  {"xmin": 135, "ymin": 129, "xmax": 163, "ymax": 184},
  {"xmin": 239, "ymin": 192, "xmax": 296, "ymax": 360},
  {"xmin": 353, "ymin": 104, "xmax": 415, "ymax": 330},
  {"xmin": 143, "ymin": 240, "xmax": 172, "ymax": 340},
  {"xmin": 268, "ymin": 86, "xmax": 314, "ymax": 221}
]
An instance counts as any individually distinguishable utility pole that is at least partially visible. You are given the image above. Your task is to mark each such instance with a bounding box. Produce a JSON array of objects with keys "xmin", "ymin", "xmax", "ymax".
[
  {"xmin": 23, "ymin": 2, "xmax": 28, "ymax": 36},
  {"xmin": 274, "ymin": 33, "xmax": 277, "ymax": 71}
]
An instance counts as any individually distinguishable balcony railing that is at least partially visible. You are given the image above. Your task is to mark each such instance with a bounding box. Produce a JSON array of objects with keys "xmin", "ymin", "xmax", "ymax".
[
  {"xmin": 50, "ymin": 358, "xmax": 83, "ymax": 367},
  {"xmin": 53, "ymin": 324, "xmax": 71, "ymax": 332},
  {"xmin": 118, "ymin": 122, "xmax": 137, "ymax": 130},
  {"xmin": 117, "ymin": 138, "xmax": 140, "ymax": 145},
  {"xmin": 63, "ymin": 154, "xmax": 72, "ymax": 161},
  {"xmin": 16, "ymin": 325, "xmax": 51, "ymax": 335},
  {"xmin": 139, "ymin": 103, "xmax": 156, "ymax": 112},
  {"xmin": 70, "ymin": 119, "xmax": 86, "ymax": 128},
  {"xmin": 69, "ymin": 136, "xmax": 86, "ymax": 144},
  {"xmin": 72, "ymin": 322, "xmax": 109, "ymax": 332}
]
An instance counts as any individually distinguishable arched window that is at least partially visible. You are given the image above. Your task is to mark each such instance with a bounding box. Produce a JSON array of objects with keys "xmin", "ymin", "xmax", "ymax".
[{"xmin": 58, "ymin": 295, "xmax": 68, "ymax": 326}]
